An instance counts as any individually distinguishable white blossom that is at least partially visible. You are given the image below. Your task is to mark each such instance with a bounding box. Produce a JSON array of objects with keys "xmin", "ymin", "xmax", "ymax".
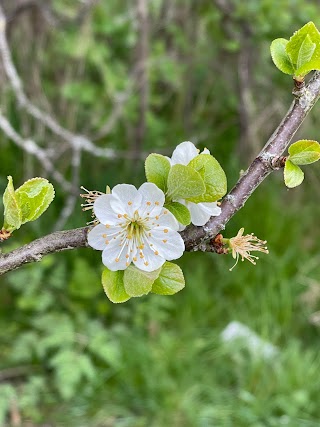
[
  {"xmin": 87, "ymin": 183, "xmax": 185, "ymax": 272},
  {"xmin": 169, "ymin": 141, "xmax": 221, "ymax": 227}
]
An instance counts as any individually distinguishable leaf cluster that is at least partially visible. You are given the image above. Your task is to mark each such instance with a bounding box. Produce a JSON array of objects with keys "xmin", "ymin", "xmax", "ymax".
[
  {"xmin": 145, "ymin": 152, "xmax": 227, "ymax": 225},
  {"xmin": 2, "ymin": 176, "xmax": 55, "ymax": 234},
  {"xmin": 284, "ymin": 140, "xmax": 320, "ymax": 188},
  {"xmin": 271, "ymin": 22, "xmax": 320, "ymax": 78},
  {"xmin": 102, "ymin": 261, "xmax": 185, "ymax": 303}
]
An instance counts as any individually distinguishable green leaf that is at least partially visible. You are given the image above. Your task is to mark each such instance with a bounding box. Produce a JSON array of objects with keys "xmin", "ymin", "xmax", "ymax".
[
  {"xmin": 164, "ymin": 201, "xmax": 191, "ymax": 226},
  {"xmin": 2, "ymin": 176, "xmax": 22, "ymax": 231},
  {"xmin": 270, "ymin": 38, "xmax": 295, "ymax": 75},
  {"xmin": 284, "ymin": 160, "xmax": 304, "ymax": 188},
  {"xmin": 296, "ymin": 34, "xmax": 316, "ymax": 72},
  {"xmin": 167, "ymin": 164, "xmax": 205, "ymax": 200},
  {"xmin": 152, "ymin": 262, "xmax": 185, "ymax": 295},
  {"xmin": 145, "ymin": 153, "xmax": 171, "ymax": 192},
  {"xmin": 123, "ymin": 265, "xmax": 161, "ymax": 297},
  {"xmin": 187, "ymin": 154, "xmax": 227, "ymax": 203},
  {"xmin": 101, "ymin": 269, "xmax": 130, "ymax": 303},
  {"xmin": 288, "ymin": 140, "xmax": 320, "ymax": 165},
  {"xmin": 50, "ymin": 350, "xmax": 95, "ymax": 400},
  {"xmin": 286, "ymin": 22, "xmax": 320, "ymax": 76},
  {"xmin": 15, "ymin": 178, "xmax": 55, "ymax": 224},
  {"xmin": 295, "ymin": 57, "xmax": 320, "ymax": 78}
]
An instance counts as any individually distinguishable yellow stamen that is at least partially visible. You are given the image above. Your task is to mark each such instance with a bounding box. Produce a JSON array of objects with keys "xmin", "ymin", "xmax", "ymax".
[{"xmin": 228, "ymin": 228, "xmax": 269, "ymax": 271}]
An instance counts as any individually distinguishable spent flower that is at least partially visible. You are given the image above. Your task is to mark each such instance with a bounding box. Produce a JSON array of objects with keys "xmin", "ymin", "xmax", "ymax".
[
  {"xmin": 87, "ymin": 183, "xmax": 185, "ymax": 272},
  {"xmin": 228, "ymin": 228, "xmax": 269, "ymax": 271}
]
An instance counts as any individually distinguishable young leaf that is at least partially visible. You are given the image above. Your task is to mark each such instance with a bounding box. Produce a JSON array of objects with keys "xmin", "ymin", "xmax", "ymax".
[
  {"xmin": 101, "ymin": 269, "xmax": 130, "ymax": 303},
  {"xmin": 284, "ymin": 160, "xmax": 304, "ymax": 188},
  {"xmin": 286, "ymin": 22, "xmax": 320, "ymax": 74},
  {"xmin": 187, "ymin": 154, "xmax": 227, "ymax": 203},
  {"xmin": 164, "ymin": 201, "xmax": 191, "ymax": 226},
  {"xmin": 15, "ymin": 178, "xmax": 55, "ymax": 224},
  {"xmin": 2, "ymin": 176, "xmax": 22, "ymax": 231},
  {"xmin": 295, "ymin": 56, "xmax": 320, "ymax": 78},
  {"xmin": 288, "ymin": 140, "xmax": 320, "ymax": 165},
  {"xmin": 270, "ymin": 38, "xmax": 295, "ymax": 75},
  {"xmin": 152, "ymin": 262, "xmax": 185, "ymax": 295},
  {"xmin": 123, "ymin": 265, "xmax": 161, "ymax": 297},
  {"xmin": 296, "ymin": 34, "xmax": 316, "ymax": 73},
  {"xmin": 167, "ymin": 164, "xmax": 205, "ymax": 200},
  {"xmin": 145, "ymin": 153, "xmax": 171, "ymax": 192}
]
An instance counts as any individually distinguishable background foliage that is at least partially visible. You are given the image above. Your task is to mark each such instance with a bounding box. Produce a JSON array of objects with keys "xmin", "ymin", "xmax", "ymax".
[{"xmin": 1, "ymin": 0, "xmax": 320, "ymax": 425}]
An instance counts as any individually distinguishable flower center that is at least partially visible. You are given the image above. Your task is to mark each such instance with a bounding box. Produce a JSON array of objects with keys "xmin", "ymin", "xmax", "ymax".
[{"xmin": 125, "ymin": 211, "xmax": 150, "ymax": 245}]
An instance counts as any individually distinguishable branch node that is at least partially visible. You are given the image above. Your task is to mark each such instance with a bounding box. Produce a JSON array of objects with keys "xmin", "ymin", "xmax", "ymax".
[
  {"xmin": 270, "ymin": 156, "xmax": 287, "ymax": 169},
  {"xmin": 292, "ymin": 77, "xmax": 305, "ymax": 97}
]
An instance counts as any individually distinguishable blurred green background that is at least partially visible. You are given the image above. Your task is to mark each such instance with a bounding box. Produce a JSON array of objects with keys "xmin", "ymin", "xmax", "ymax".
[{"xmin": 1, "ymin": 1, "xmax": 320, "ymax": 426}]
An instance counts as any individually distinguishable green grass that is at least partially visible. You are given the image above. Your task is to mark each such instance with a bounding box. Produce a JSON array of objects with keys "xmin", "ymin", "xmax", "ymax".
[{"xmin": 1, "ymin": 177, "xmax": 320, "ymax": 426}]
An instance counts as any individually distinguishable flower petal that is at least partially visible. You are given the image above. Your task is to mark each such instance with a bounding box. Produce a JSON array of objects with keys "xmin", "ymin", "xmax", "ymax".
[
  {"xmin": 138, "ymin": 182, "xmax": 165, "ymax": 217},
  {"xmin": 188, "ymin": 201, "xmax": 221, "ymax": 226},
  {"xmin": 171, "ymin": 141, "xmax": 199, "ymax": 166},
  {"xmin": 201, "ymin": 147, "xmax": 210, "ymax": 154},
  {"xmin": 132, "ymin": 241, "xmax": 166, "ymax": 272},
  {"xmin": 110, "ymin": 184, "xmax": 142, "ymax": 216},
  {"xmin": 87, "ymin": 223, "xmax": 109, "ymax": 250},
  {"xmin": 154, "ymin": 209, "xmax": 179, "ymax": 231},
  {"xmin": 149, "ymin": 228, "xmax": 185, "ymax": 261},
  {"xmin": 93, "ymin": 194, "xmax": 119, "ymax": 225},
  {"xmin": 102, "ymin": 236, "xmax": 133, "ymax": 271}
]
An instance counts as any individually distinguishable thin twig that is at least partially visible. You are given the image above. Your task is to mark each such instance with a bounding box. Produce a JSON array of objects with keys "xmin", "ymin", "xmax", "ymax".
[
  {"xmin": 53, "ymin": 147, "xmax": 82, "ymax": 230},
  {"xmin": 0, "ymin": 110, "xmax": 72, "ymax": 192},
  {"xmin": 0, "ymin": 5, "xmax": 117, "ymax": 160}
]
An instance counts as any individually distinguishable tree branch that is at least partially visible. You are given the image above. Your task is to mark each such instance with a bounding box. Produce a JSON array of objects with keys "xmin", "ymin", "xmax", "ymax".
[
  {"xmin": 181, "ymin": 72, "xmax": 320, "ymax": 250},
  {"xmin": 1, "ymin": 72, "xmax": 320, "ymax": 275},
  {"xmin": 0, "ymin": 228, "xmax": 89, "ymax": 275}
]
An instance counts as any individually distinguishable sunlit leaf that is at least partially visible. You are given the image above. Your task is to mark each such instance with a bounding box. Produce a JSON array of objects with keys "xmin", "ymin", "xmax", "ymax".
[
  {"xmin": 164, "ymin": 201, "xmax": 191, "ymax": 226},
  {"xmin": 296, "ymin": 34, "xmax": 316, "ymax": 72},
  {"xmin": 123, "ymin": 265, "xmax": 160, "ymax": 297},
  {"xmin": 15, "ymin": 178, "xmax": 55, "ymax": 224},
  {"xmin": 284, "ymin": 160, "xmax": 304, "ymax": 188},
  {"xmin": 152, "ymin": 262, "xmax": 185, "ymax": 295},
  {"xmin": 286, "ymin": 22, "xmax": 320, "ymax": 76},
  {"xmin": 101, "ymin": 269, "xmax": 130, "ymax": 303},
  {"xmin": 187, "ymin": 154, "xmax": 227, "ymax": 203},
  {"xmin": 167, "ymin": 164, "xmax": 205, "ymax": 200},
  {"xmin": 145, "ymin": 153, "xmax": 171, "ymax": 192},
  {"xmin": 270, "ymin": 38, "xmax": 295, "ymax": 75},
  {"xmin": 288, "ymin": 140, "xmax": 320, "ymax": 165},
  {"xmin": 2, "ymin": 176, "xmax": 22, "ymax": 231}
]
